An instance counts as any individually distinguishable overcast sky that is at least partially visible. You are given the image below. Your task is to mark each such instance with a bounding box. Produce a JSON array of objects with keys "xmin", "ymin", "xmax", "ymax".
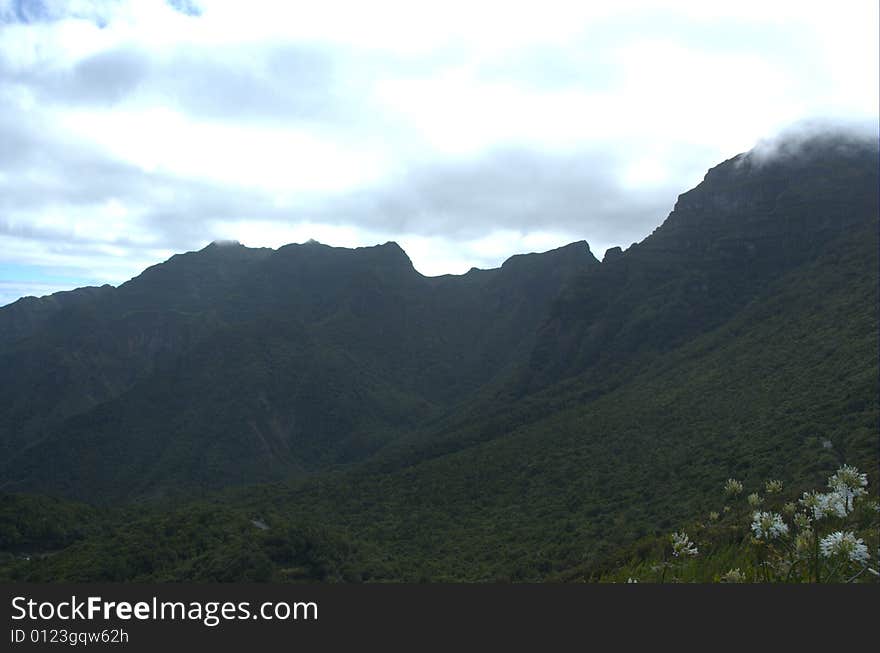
[{"xmin": 0, "ymin": 0, "xmax": 877, "ymax": 306}]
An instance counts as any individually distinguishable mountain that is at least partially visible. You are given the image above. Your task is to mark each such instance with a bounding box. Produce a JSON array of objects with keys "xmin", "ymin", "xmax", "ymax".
[
  {"xmin": 0, "ymin": 130, "xmax": 877, "ymax": 581},
  {"xmin": 525, "ymin": 133, "xmax": 879, "ymax": 389},
  {"xmin": 0, "ymin": 236, "xmax": 597, "ymax": 499}
]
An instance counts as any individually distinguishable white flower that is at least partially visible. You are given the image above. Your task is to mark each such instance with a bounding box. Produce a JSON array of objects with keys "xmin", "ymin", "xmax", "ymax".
[
  {"xmin": 819, "ymin": 531, "xmax": 870, "ymax": 564},
  {"xmin": 828, "ymin": 465, "xmax": 868, "ymax": 508},
  {"xmin": 747, "ymin": 492, "xmax": 763, "ymax": 507},
  {"xmin": 626, "ymin": 577, "xmax": 638, "ymax": 583},
  {"xmin": 751, "ymin": 511, "xmax": 789, "ymax": 540},
  {"xmin": 671, "ymin": 531, "xmax": 698, "ymax": 557},
  {"xmin": 800, "ymin": 491, "xmax": 847, "ymax": 520},
  {"xmin": 819, "ymin": 492, "xmax": 848, "ymax": 518},
  {"xmin": 828, "ymin": 464, "xmax": 868, "ymax": 492}
]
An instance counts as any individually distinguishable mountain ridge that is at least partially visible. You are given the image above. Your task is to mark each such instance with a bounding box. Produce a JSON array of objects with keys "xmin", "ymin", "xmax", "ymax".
[
  {"xmin": 0, "ymin": 131, "xmax": 876, "ymax": 508},
  {"xmin": 0, "ymin": 130, "xmax": 877, "ymax": 582}
]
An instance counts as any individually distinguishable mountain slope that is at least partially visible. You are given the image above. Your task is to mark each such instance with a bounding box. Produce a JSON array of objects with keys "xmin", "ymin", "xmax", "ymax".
[
  {"xmin": 0, "ymin": 130, "xmax": 876, "ymax": 587},
  {"xmin": 524, "ymin": 133, "xmax": 878, "ymax": 390},
  {"xmin": 6, "ymin": 209, "xmax": 875, "ymax": 582},
  {"xmin": 0, "ymin": 240, "xmax": 597, "ymax": 498}
]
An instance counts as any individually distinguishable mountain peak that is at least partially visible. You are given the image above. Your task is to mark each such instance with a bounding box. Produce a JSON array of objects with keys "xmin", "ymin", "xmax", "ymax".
[
  {"xmin": 364, "ymin": 241, "xmax": 415, "ymax": 272},
  {"xmin": 204, "ymin": 239, "xmax": 244, "ymax": 249},
  {"xmin": 603, "ymin": 246, "xmax": 624, "ymax": 262},
  {"xmin": 501, "ymin": 240, "xmax": 597, "ymax": 269},
  {"xmin": 638, "ymin": 129, "xmax": 879, "ymax": 264},
  {"xmin": 741, "ymin": 124, "xmax": 879, "ymax": 169},
  {"xmin": 379, "ymin": 240, "xmax": 404, "ymax": 252}
]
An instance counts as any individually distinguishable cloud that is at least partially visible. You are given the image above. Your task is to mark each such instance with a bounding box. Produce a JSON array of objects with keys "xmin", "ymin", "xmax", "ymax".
[
  {"xmin": 165, "ymin": 0, "xmax": 201, "ymax": 17},
  {"xmin": 0, "ymin": 98, "xmax": 677, "ymax": 251},
  {"xmin": 4, "ymin": 40, "xmax": 345, "ymax": 123},
  {"xmin": 0, "ymin": 0, "xmax": 113, "ymax": 25},
  {"xmin": 743, "ymin": 118, "xmax": 880, "ymax": 166},
  {"xmin": 0, "ymin": 0, "xmax": 877, "ymax": 305},
  {"xmin": 62, "ymin": 46, "xmax": 151, "ymax": 103},
  {"xmin": 319, "ymin": 148, "xmax": 678, "ymax": 242}
]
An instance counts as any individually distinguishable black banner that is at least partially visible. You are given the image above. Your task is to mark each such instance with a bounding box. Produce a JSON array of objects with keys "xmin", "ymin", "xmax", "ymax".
[{"xmin": 3, "ymin": 583, "xmax": 878, "ymax": 651}]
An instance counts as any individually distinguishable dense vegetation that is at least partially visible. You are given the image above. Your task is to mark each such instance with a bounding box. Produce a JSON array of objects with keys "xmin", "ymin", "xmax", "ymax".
[
  {"xmin": 0, "ymin": 132, "xmax": 877, "ymax": 582},
  {"xmin": 0, "ymin": 498, "xmax": 365, "ymax": 582}
]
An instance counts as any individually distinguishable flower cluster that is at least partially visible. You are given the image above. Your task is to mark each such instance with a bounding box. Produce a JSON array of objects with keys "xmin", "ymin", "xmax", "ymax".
[
  {"xmin": 751, "ymin": 511, "xmax": 789, "ymax": 540},
  {"xmin": 828, "ymin": 465, "xmax": 868, "ymax": 494},
  {"xmin": 720, "ymin": 568, "xmax": 745, "ymax": 583},
  {"xmin": 671, "ymin": 531, "xmax": 698, "ymax": 557},
  {"xmin": 819, "ymin": 531, "xmax": 870, "ymax": 564},
  {"xmin": 647, "ymin": 463, "xmax": 875, "ymax": 583},
  {"xmin": 799, "ymin": 490, "xmax": 847, "ymax": 520},
  {"xmin": 793, "ymin": 512, "xmax": 811, "ymax": 529},
  {"xmin": 828, "ymin": 465, "xmax": 869, "ymax": 508},
  {"xmin": 723, "ymin": 479, "xmax": 743, "ymax": 496},
  {"xmin": 765, "ymin": 480, "xmax": 784, "ymax": 494}
]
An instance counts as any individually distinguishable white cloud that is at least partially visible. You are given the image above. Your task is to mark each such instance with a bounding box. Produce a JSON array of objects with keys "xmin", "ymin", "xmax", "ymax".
[
  {"xmin": 57, "ymin": 106, "xmax": 388, "ymax": 192},
  {"xmin": 0, "ymin": 0, "xmax": 877, "ymax": 304}
]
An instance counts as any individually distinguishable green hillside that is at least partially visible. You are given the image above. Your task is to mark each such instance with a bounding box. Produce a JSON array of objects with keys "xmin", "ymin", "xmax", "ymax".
[
  {"xmin": 0, "ymin": 132, "xmax": 877, "ymax": 582},
  {"xmin": 4, "ymin": 207, "xmax": 875, "ymax": 583}
]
